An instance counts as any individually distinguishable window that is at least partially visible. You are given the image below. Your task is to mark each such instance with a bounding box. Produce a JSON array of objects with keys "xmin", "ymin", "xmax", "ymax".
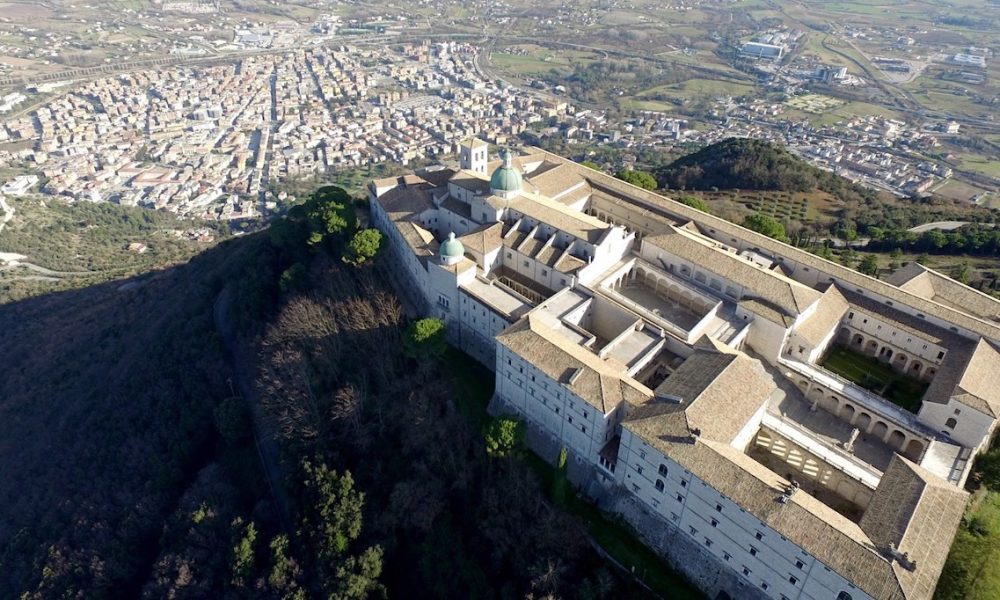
[
  {"xmin": 742, "ymin": 567, "xmax": 751, "ymax": 577},
  {"xmin": 680, "ymin": 480, "xmax": 687, "ymax": 488},
  {"xmin": 795, "ymin": 560, "xmax": 804, "ymax": 570},
  {"xmin": 676, "ymin": 494, "xmax": 683, "ymax": 503},
  {"xmin": 938, "ymin": 351, "xmax": 946, "ymax": 359},
  {"xmin": 848, "ymin": 311, "xmax": 854, "ymax": 319},
  {"xmin": 632, "ymin": 484, "xmax": 640, "ymax": 493},
  {"xmin": 837, "ymin": 593, "xmax": 853, "ymax": 600},
  {"xmin": 640, "ymin": 450, "xmax": 646, "ymax": 459},
  {"xmin": 723, "ymin": 552, "xmax": 731, "ymax": 562},
  {"xmin": 761, "ymin": 582, "xmax": 769, "ymax": 591},
  {"xmin": 716, "ymin": 504, "xmax": 723, "ymax": 512},
  {"xmin": 945, "ymin": 417, "xmax": 957, "ymax": 429},
  {"xmin": 689, "ymin": 526, "xmax": 698, "ymax": 535},
  {"xmin": 749, "ymin": 546, "xmax": 758, "ymax": 557},
  {"xmin": 955, "ymin": 408, "xmax": 962, "ymax": 415},
  {"xmin": 704, "ymin": 538, "xmax": 713, "ymax": 548},
  {"xmin": 506, "ymin": 251, "xmax": 512, "ymax": 259},
  {"xmin": 755, "ymin": 531, "xmax": 763, "ymax": 541},
  {"xmin": 655, "ymin": 479, "xmax": 664, "ymax": 492},
  {"xmin": 523, "ymin": 260, "xmax": 530, "ymax": 268},
  {"xmin": 789, "ymin": 576, "xmax": 798, "ymax": 585},
  {"xmin": 541, "ymin": 269, "xmax": 548, "ymax": 276},
  {"xmin": 581, "ymin": 426, "xmax": 587, "ymax": 434},
  {"xmin": 568, "ymin": 416, "xmax": 574, "ymax": 425},
  {"xmin": 659, "ymin": 464, "xmax": 668, "ymax": 477},
  {"xmin": 710, "ymin": 518, "xmax": 718, "ymax": 528}
]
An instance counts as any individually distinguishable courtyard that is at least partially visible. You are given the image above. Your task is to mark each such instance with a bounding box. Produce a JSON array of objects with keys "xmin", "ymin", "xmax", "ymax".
[{"xmin": 820, "ymin": 345, "xmax": 928, "ymax": 413}]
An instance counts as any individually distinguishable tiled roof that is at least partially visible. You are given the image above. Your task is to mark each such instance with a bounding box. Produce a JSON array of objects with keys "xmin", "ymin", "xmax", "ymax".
[
  {"xmin": 795, "ymin": 284, "xmax": 851, "ymax": 346},
  {"xmin": 886, "ymin": 263, "xmax": 1000, "ymax": 325},
  {"xmin": 538, "ymin": 149, "xmax": 1000, "ymax": 343},
  {"xmin": 457, "ymin": 222, "xmax": 503, "ymax": 254},
  {"xmin": 495, "ymin": 313, "xmax": 652, "ymax": 413},
  {"xmin": 861, "ymin": 456, "xmax": 968, "ymax": 600},
  {"xmin": 626, "ymin": 349, "xmax": 776, "ymax": 444},
  {"xmin": 643, "ymin": 227, "xmax": 821, "ymax": 319}
]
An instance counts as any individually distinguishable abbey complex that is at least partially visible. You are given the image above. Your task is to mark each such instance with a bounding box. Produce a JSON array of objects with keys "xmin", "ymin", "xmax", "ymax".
[{"xmin": 368, "ymin": 140, "xmax": 1000, "ymax": 600}]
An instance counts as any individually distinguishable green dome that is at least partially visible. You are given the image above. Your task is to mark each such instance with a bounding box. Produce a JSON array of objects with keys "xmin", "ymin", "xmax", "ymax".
[
  {"xmin": 440, "ymin": 231, "xmax": 465, "ymax": 264},
  {"xmin": 490, "ymin": 148, "xmax": 522, "ymax": 194}
]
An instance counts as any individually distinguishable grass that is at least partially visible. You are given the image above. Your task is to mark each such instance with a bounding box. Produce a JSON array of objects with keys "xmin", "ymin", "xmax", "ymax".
[
  {"xmin": 936, "ymin": 490, "xmax": 1000, "ymax": 600},
  {"xmin": 439, "ymin": 347, "xmax": 703, "ymax": 599},
  {"xmin": 820, "ymin": 345, "xmax": 928, "ymax": 413}
]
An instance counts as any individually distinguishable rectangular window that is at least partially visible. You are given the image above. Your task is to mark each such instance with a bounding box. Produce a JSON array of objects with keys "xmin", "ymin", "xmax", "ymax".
[
  {"xmin": 711, "ymin": 519, "xmax": 718, "ymax": 528},
  {"xmin": 755, "ymin": 531, "xmax": 763, "ymax": 541},
  {"xmin": 749, "ymin": 546, "xmax": 758, "ymax": 557},
  {"xmin": 789, "ymin": 576, "xmax": 798, "ymax": 585},
  {"xmin": 716, "ymin": 504, "xmax": 723, "ymax": 512},
  {"xmin": 704, "ymin": 538, "xmax": 713, "ymax": 548},
  {"xmin": 723, "ymin": 552, "xmax": 731, "ymax": 562},
  {"xmin": 742, "ymin": 567, "xmax": 751, "ymax": 577},
  {"xmin": 795, "ymin": 560, "xmax": 804, "ymax": 570},
  {"xmin": 676, "ymin": 494, "xmax": 683, "ymax": 503},
  {"xmin": 688, "ymin": 526, "xmax": 697, "ymax": 536}
]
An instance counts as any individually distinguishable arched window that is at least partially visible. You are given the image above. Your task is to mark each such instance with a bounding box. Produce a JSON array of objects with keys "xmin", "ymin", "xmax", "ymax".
[
  {"xmin": 945, "ymin": 417, "xmax": 957, "ymax": 429},
  {"xmin": 659, "ymin": 464, "xmax": 668, "ymax": 477},
  {"xmin": 837, "ymin": 592, "xmax": 853, "ymax": 600},
  {"xmin": 655, "ymin": 479, "xmax": 665, "ymax": 492}
]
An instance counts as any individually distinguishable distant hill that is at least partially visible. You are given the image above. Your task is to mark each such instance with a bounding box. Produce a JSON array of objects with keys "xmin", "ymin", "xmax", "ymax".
[{"xmin": 655, "ymin": 138, "xmax": 874, "ymax": 202}]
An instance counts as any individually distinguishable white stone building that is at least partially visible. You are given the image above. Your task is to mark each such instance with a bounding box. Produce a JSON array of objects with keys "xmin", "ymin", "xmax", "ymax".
[{"xmin": 369, "ymin": 140, "xmax": 1000, "ymax": 600}]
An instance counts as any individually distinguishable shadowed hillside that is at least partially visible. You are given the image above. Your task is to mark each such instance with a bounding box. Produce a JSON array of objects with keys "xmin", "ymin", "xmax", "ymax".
[
  {"xmin": 0, "ymin": 233, "xmax": 279, "ymax": 598},
  {"xmin": 0, "ymin": 185, "xmax": 660, "ymax": 599}
]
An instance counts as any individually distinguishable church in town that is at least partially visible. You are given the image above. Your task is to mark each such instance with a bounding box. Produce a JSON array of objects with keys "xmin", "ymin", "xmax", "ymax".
[{"xmin": 368, "ymin": 139, "xmax": 1000, "ymax": 600}]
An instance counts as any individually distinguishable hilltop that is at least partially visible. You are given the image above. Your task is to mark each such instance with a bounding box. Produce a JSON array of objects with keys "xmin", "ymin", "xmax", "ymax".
[
  {"xmin": 0, "ymin": 187, "xmax": 657, "ymax": 599},
  {"xmin": 655, "ymin": 138, "xmax": 874, "ymax": 203}
]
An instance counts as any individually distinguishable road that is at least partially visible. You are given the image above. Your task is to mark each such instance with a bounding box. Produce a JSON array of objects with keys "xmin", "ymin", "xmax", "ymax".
[{"xmin": 908, "ymin": 221, "xmax": 972, "ymax": 233}]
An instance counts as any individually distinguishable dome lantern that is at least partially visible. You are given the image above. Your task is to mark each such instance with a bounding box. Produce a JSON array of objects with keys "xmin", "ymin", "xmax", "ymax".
[
  {"xmin": 439, "ymin": 231, "xmax": 465, "ymax": 265},
  {"xmin": 489, "ymin": 148, "xmax": 522, "ymax": 199}
]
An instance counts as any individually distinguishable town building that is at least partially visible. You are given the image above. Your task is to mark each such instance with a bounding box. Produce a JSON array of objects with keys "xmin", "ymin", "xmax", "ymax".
[{"xmin": 370, "ymin": 141, "xmax": 997, "ymax": 600}]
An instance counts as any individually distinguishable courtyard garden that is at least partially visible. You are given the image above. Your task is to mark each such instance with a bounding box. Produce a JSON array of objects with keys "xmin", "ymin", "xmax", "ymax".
[{"xmin": 821, "ymin": 345, "xmax": 928, "ymax": 413}]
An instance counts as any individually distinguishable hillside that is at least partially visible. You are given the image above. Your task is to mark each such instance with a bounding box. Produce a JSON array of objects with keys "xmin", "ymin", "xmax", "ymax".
[
  {"xmin": 0, "ymin": 186, "xmax": 662, "ymax": 599},
  {"xmin": 655, "ymin": 138, "xmax": 875, "ymax": 203}
]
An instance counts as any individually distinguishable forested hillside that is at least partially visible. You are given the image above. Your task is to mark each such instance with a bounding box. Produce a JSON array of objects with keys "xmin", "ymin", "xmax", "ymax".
[
  {"xmin": 0, "ymin": 186, "xmax": 653, "ymax": 599},
  {"xmin": 655, "ymin": 138, "xmax": 874, "ymax": 201}
]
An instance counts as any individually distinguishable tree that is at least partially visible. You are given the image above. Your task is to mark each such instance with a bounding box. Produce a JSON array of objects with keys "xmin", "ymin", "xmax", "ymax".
[
  {"xmin": 214, "ymin": 396, "xmax": 251, "ymax": 444},
  {"xmin": 973, "ymin": 449, "xmax": 1000, "ymax": 492},
  {"xmin": 615, "ymin": 169, "xmax": 657, "ymax": 191},
  {"xmin": 580, "ymin": 160, "xmax": 601, "ymax": 171},
  {"xmin": 403, "ymin": 318, "xmax": 447, "ymax": 360},
  {"xmin": 343, "ymin": 228, "xmax": 383, "ymax": 266},
  {"xmin": 231, "ymin": 519, "xmax": 257, "ymax": 587},
  {"xmin": 858, "ymin": 254, "xmax": 880, "ymax": 278},
  {"xmin": 742, "ymin": 213, "xmax": 788, "ymax": 243},
  {"xmin": 331, "ymin": 546, "xmax": 386, "ymax": 600},
  {"xmin": 306, "ymin": 188, "xmax": 357, "ymax": 248},
  {"xmin": 953, "ymin": 263, "xmax": 971, "ymax": 285},
  {"xmin": 840, "ymin": 247, "xmax": 858, "ymax": 267},
  {"xmin": 484, "ymin": 417, "xmax": 525, "ymax": 458},
  {"xmin": 552, "ymin": 448, "xmax": 569, "ymax": 507},
  {"xmin": 678, "ymin": 195, "xmax": 711, "ymax": 213},
  {"xmin": 299, "ymin": 462, "xmax": 364, "ymax": 563}
]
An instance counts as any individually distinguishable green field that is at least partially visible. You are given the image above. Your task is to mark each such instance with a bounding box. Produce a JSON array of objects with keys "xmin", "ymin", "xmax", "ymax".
[
  {"xmin": 821, "ymin": 345, "xmax": 928, "ymax": 412},
  {"xmin": 937, "ymin": 491, "xmax": 1000, "ymax": 600}
]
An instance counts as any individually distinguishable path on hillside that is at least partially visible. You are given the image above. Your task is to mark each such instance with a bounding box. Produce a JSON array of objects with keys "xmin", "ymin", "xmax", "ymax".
[{"xmin": 212, "ymin": 286, "xmax": 291, "ymax": 533}]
